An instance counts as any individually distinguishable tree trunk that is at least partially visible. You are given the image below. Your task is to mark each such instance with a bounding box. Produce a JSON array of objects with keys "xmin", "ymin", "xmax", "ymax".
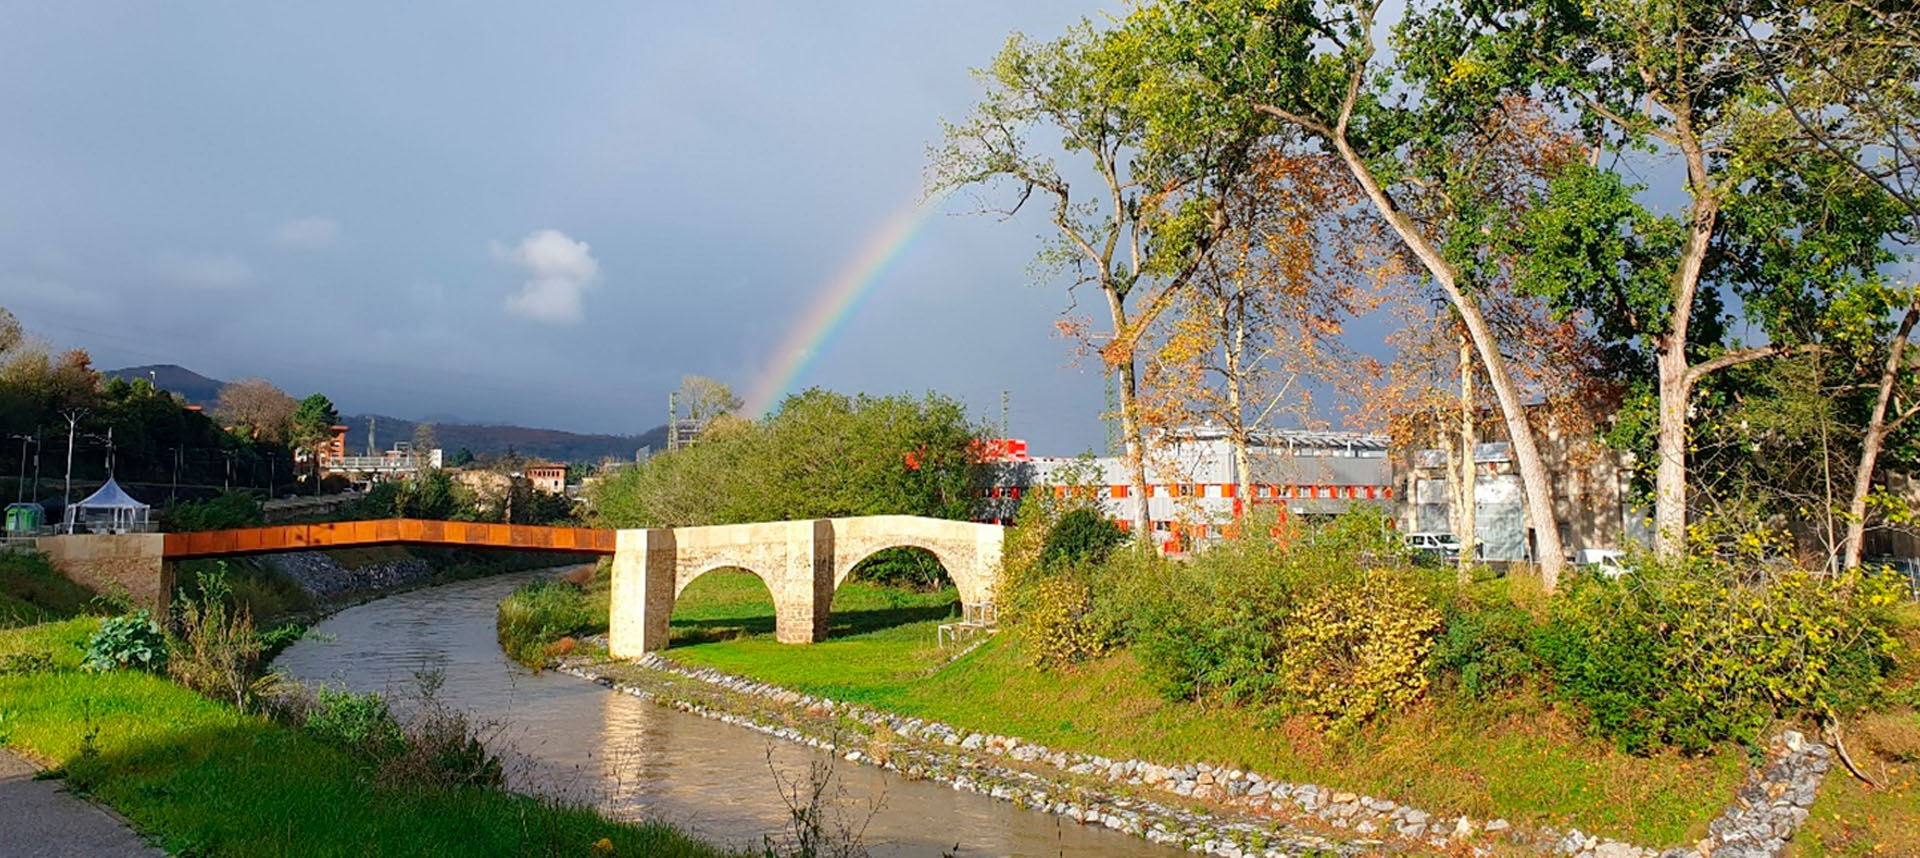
[
  {"xmin": 1226, "ymin": 307, "xmax": 1252, "ymax": 524},
  {"xmin": 1653, "ymin": 347, "xmax": 1691, "ymax": 558},
  {"xmin": 1458, "ymin": 332, "xmax": 1477, "ymax": 583},
  {"xmin": 1323, "ymin": 133, "xmax": 1567, "ymax": 588},
  {"xmin": 1651, "ymin": 119, "xmax": 1721, "ymax": 561},
  {"xmin": 1116, "ymin": 355, "xmax": 1153, "ymax": 542},
  {"xmin": 1843, "ymin": 302, "xmax": 1920, "ymax": 568}
]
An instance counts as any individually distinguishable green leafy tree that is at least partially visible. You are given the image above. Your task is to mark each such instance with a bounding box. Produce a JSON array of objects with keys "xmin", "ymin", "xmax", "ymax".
[
  {"xmin": 931, "ymin": 22, "xmax": 1264, "ymax": 539},
  {"xmin": 290, "ymin": 393, "xmax": 339, "ymax": 495},
  {"xmin": 1432, "ymin": 0, "xmax": 1911, "ymax": 559},
  {"xmin": 589, "ymin": 389, "xmax": 986, "ymax": 528},
  {"xmin": 1118, "ymin": 0, "xmax": 1579, "ymax": 583}
]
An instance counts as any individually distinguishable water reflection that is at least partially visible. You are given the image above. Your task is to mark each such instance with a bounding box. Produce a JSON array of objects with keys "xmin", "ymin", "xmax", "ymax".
[{"xmin": 274, "ymin": 570, "xmax": 1179, "ymax": 857}]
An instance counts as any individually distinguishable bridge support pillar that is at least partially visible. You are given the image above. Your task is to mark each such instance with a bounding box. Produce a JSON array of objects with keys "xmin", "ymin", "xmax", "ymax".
[
  {"xmin": 770, "ymin": 520, "xmax": 833, "ymax": 645},
  {"xmin": 608, "ymin": 528, "xmax": 674, "ymax": 659}
]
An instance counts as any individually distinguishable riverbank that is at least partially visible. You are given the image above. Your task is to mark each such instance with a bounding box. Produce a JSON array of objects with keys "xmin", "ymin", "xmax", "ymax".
[
  {"xmin": 508, "ymin": 566, "xmax": 1918, "ymax": 856},
  {"xmin": 0, "ymin": 617, "xmax": 740, "ymax": 858}
]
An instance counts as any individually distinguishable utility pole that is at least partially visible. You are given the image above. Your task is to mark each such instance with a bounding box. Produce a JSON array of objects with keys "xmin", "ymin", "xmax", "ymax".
[
  {"xmin": 61, "ymin": 409, "xmax": 85, "ymax": 532},
  {"xmin": 368, "ymin": 416, "xmax": 376, "ymax": 457},
  {"xmin": 1001, "ymin": 390, "xmax": 1010, "ymax": 438},
  {"xmin": 30, "ymin": 429, "xmax": 42, "ymax": 505},
  {"xmin": 11, "ymin": 434, "xmax": 33, "ymax": 504}
]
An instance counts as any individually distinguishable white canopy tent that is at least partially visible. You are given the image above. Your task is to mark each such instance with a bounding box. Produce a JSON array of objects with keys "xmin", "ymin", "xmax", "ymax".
[{"xmin": 64, "ymin": 477, "xmax": 152, "ymax": 534}]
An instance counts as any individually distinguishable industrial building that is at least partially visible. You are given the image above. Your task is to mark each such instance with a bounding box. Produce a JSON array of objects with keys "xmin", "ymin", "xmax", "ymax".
[{"xmin": 979, "ymin": 426, "xmax": 1394, "ymax": 553}]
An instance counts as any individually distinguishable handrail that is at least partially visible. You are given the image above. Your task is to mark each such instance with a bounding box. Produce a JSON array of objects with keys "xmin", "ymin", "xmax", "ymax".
[{"xmin": 161, "ymin": 518, "xmax": 615, "ymax": 558}]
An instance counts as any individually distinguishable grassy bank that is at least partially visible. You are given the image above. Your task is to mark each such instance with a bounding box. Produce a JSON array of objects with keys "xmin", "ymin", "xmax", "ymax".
[
  {"xmin": 581, "ymin": 569, "xmax": 1912, "ymax": 851},
  {"xmin": 0, "ymin": 551, "xmax": 100, "ymax": 628},
  {"xmin": 0, "ymin": 617, "xmax": 737, "ymax": 858},
  {"xmin": 497, "ymin": 561, "xmax": 958, "ymax": 668},
  {"xmin": 667, "ymin": 605, "xmax": 1742, "ymax": 846}
]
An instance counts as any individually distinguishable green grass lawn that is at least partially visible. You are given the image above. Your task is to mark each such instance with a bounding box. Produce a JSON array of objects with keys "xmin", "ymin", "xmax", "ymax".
[
  {"xmin": 0, "ymin": 618, "xmax": 738, "ymax": 858},
  {"xmin": 668, "ymin": 571, "xmax": 962, "ymax": 695},
  {"xmin": 660, "ymin": 571, "xmax": 1748, "ymax": 848}
]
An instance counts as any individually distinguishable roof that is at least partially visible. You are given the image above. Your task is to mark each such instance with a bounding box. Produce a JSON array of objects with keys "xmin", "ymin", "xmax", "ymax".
[{"xmin": 74, "ymin": 477, "xmax": 149, "ymax": 510}]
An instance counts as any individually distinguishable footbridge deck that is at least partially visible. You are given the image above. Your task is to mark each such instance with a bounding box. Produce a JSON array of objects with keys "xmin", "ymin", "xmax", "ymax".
[{"xmin": 161, "ymin": 519, "xmax": 616, "ymax": 558}]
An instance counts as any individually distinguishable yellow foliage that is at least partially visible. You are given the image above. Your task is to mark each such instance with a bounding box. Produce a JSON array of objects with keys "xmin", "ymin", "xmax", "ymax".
[{"xmin": 1278, "ymin": 570, "xmax": 1442, "ymax": 732}]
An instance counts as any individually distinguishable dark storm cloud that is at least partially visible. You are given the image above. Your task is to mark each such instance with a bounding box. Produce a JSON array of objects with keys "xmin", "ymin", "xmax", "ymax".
[{"xmin": 0, "ymin": 1, "xmax": 1121, "ymax": 453}]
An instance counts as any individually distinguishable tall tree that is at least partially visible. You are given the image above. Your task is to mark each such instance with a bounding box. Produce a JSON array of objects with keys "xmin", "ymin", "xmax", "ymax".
[
  {"xmin": 1127, "ymin": 3, "xmax": 1587, "ymax": 583},
  {"xmin": 290, "ymin": 393, "xmax": 339, "ymax": 493},
  {"xmin": 1735, "ymin": 1, "xmax": 1920, "ymax": 240},
  {"xmin": 932, "ymin": 23, "xmax": 1262, "ymax": 538},
  {"xmin": 1453, "ymin": 0, "xmax": 1910, "ymax": 559},
  {"xmin": 677, "ymin": 375, "xmax": 742, "ymax": 426},
  {"xmin": 411, "ymin": 422, "xmax": 438, "ymax": 467},
  {"xmin": 1139, "ymin": 148, "xmax": 1384, "ymax": 511},
  {"xmin": 214, "ymin": 378, "xmax": 297, "ymax": 443}
]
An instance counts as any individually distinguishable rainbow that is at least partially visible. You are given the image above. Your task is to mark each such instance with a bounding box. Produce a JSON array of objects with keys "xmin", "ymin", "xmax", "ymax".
[{"xmin": 740, "ymin": 187, "xmax": 955, "ymax": 416}]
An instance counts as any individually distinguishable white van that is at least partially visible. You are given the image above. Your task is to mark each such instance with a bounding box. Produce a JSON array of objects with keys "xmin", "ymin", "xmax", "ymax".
[
  {"xmin": 1405, "ymin": 532, "xmax": 1462, "ymax": 562},
  {"xmin": 1575, "ymin": 548, "xmax": 1629, "ymax": 578}
]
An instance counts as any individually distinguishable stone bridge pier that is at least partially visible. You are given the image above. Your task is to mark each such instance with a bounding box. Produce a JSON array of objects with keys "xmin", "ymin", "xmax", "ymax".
[{"xmin": 608, "ymin": 515, "xmax": 1004, "ymax": 657}]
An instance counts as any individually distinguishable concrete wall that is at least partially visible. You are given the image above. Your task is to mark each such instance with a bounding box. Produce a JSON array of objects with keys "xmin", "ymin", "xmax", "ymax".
[
  {"xmin": 35, "ymin": 533, "xmax": 171, "ymax": 615},
  {"xmin": 608, "ymin": 516, "xmax": 1004, "ymax": 658}
]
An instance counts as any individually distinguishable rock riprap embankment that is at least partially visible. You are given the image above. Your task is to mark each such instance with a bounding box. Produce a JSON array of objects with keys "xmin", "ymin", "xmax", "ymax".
[
  {"xmin": 559, "ymin": 650, "xmax": 1829, "ymax": 858},
  {"xmin": 261, "ymin": 551, "xmax": 432, "ymax": 602}
]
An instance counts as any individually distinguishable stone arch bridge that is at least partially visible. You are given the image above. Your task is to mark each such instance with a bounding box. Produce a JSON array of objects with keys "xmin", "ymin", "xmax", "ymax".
[
  {"xmin": 33, "ymin": 515, "xmax": 1004, "ymax": 657},
  {"xmin": 607, "ymin": 515, "xmax": 1004, "ymax": 657}
]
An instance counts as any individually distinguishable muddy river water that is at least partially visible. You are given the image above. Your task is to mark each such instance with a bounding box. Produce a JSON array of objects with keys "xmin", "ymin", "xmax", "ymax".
[{"xmin": 274, "ymin": 570, "xmax": 1182, "ymax": 857}]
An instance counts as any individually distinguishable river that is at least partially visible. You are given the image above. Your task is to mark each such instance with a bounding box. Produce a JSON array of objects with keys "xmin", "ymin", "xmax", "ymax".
[{"xmin": 273, "ymin": 569, "xmax": 1183, "ymax": 857}]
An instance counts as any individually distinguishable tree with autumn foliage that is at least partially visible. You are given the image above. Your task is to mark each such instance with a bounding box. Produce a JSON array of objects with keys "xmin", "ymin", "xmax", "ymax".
[
  {"xmin": 931, "ymin": 22, "xmax": 1266, "ymax": 539},
  {"xmin": 1139, "ymin": 147, "xmax": 1387, "ymax": 512},
  {"xmin": 215, "ymin": 378, "xmax": 297, "ymax": 443}
]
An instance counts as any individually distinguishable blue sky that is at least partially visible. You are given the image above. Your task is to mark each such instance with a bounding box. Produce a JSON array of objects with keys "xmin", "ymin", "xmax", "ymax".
[{"xmin": 0, "ymin": 2, "xmax": 1128, "ymax": 451}]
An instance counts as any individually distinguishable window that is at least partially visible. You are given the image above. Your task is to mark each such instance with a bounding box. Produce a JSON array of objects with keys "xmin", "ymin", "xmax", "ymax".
[{"xmin": 1153, "ymin": 520, "xmax": 1171, "ymax": 532}]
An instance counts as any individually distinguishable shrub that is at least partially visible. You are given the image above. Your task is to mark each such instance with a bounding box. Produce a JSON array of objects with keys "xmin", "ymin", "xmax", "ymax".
[
  {"xmin": 1040, "ymin": 508, "xmax": 1128, "ymax": 569},
  {"xmin": 497, "ymin": 579, "xmax": 593, "ymax": 667},
  {"xmin": 300, "ymin": 681, "xmax": 503, "ymax": 789},
  {"xmin": 305, "ymin": 687, "xmax": 405, "ymax": 759},
  {"xmin": 83, "ymin": 611, "xmax": 168, "ymax": 673},
  {"xmin": 1012, "ymin": 572, "xmax": 1122, "ymax": 667},
  {"xmin": 1539, "ymin": 560, "xmax": 1906, "ymax": 753},
  {"xmin": 168, "ymin": 568, "xmax": 265, "ymax": 708},
  {"xmin": 1430, "ymin": 585, "xmax": 1542, "ymax": 702},
  {"xmin": 1126, "ymin": 537, "xmax": 1292, "ymax": 703},
  {"xmin": 163, "ymin": 491, "xmax": 265, "ymax": 531},
  {"xmin": 1277, "ymin": 567, "xmax": 1442, "ymax": 731},
  {"xmin": 848, "ymin": 546, "xmax": 951, "ymax": 591}
]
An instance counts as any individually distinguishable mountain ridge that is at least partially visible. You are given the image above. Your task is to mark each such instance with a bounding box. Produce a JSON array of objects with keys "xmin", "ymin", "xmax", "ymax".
[{"xmin": 104, "ymin": 364, "xmax": 662, "ymax": 463}]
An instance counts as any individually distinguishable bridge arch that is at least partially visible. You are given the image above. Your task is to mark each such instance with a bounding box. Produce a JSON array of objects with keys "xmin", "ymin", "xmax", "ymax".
[{"xmin": 609, "ymin": 516, "xmax": 1003, "ymax": 657}]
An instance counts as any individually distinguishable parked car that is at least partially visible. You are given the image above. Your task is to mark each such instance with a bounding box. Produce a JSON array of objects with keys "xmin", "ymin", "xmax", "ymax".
[
  {"xmin": 1574, "ymin": 548, "xmax": 1629, "ymax": 578},
  {"xmin": 1405, "ymin": 532, "xmax": 1462, "ymax": 564}
]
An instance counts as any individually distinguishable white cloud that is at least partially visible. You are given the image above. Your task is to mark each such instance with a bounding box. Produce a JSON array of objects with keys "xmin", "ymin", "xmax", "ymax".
[
  {"xmin": 270, "ymin": 217, "xmax": 339, "ymax": 248},
  {"xmin": 493, "ymin": 229, "xmax": 600, "ymax": 323},
  {"xmin": 152, "ymin": 252, "xmax": 253, "ymax": 289}
]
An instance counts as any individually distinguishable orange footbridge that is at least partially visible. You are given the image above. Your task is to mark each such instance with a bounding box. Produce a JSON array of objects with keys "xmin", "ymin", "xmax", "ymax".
[{"xmin": 161, "ymin": 519, "xmax": 616, "ymax": 559}]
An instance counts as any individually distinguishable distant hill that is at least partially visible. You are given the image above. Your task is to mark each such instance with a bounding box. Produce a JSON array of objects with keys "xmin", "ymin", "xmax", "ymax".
[
  {"xmin": 345, "ymin": 415, "xmax": 664, "ymax": 465},
  {"xmin": 104, "ymin": 364, "xmax": 665, "ymax": 464},
  {"xmin": 103, "ymin": 364, "xmax": 225, "ymax": 405}
]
